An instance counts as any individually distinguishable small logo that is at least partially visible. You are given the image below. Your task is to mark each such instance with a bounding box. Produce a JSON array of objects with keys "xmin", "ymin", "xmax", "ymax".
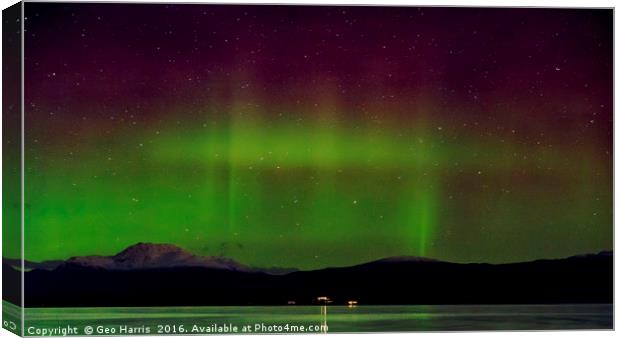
[
  {"xmin": 84, "ymin": 326, "xmax": 94, "ymax": 335},
  {"xmin": 3, "ymin": 320, "xmax": 16, "ymax": 331}
]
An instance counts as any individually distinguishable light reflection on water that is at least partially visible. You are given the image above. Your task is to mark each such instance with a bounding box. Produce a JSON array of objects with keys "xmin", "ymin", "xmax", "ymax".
[{"xmin": 23, "ymin": 304, "xmax": 612, "ymax": 332}]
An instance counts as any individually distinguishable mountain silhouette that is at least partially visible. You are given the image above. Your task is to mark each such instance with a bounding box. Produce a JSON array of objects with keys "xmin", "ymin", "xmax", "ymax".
[
  {"xmin": 64, "ymin": 242, "xmax": 251, "ymax": 271},
  {"xmin": 2, "ymin": 244, "xmax": 612, "ymax": 307}
]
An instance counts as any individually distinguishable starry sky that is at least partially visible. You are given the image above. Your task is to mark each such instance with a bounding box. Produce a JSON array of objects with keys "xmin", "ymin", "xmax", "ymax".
[{"xmin": 17, "ymin": 4, "xmax": 612, "ymax": 269}]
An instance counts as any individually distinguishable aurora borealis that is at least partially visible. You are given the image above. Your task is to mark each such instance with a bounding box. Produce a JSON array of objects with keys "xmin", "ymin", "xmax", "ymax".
[{"xmin": 16, "ymin": 4, "xmax": 612, "ymax": 270}]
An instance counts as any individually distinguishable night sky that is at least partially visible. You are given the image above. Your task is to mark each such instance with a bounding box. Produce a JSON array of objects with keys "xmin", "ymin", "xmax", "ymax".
[{"xmin": 19, "ymin": 4, "xmax": 612, "ymax": 269}]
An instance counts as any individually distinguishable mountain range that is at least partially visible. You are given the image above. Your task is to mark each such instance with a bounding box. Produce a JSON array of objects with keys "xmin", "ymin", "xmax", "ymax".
[
  {"xmin": 4, "ymin": 242, "xmax": 297, "ymax": 274},
  {"xmin": 3, "ymin": 243, "xmax": 613, "ymax": 307}
]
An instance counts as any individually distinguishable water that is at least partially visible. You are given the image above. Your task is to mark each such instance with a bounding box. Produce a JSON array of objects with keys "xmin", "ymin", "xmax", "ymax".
[{"xmin": 3, "ymin": 302, "xmax": 613, "ymax": 335}]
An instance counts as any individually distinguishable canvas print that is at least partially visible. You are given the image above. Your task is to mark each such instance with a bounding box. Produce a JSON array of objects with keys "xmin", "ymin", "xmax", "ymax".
[{"xmin": 2, "ymin": 2, "xmax": 613, "ymax": 335}]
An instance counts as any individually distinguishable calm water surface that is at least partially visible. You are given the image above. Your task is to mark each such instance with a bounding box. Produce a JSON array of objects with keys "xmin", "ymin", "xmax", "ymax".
[{"xmin": 8, "ymin": 304, "xmax": 613, "ymax": 334}]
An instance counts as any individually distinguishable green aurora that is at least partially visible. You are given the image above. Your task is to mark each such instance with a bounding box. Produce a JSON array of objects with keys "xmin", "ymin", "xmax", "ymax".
[
  {"xmin": 18, "ymin": 101, "xmax": 611, "ymax": 269},
  {"xmin": 13, "ymin": 4, "xmax": 612, "ymax": 270}
]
